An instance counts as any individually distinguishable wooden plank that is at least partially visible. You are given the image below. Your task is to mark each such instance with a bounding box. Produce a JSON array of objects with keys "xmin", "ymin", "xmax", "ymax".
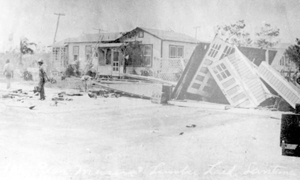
[
  {"xmin": 257, "ymin": 61, "xmax": 300, "ymax": 108},
  {"xmin": 168, "ymin": 100, "xmax": 228, "ymax": 110},
  {"xmin": 121, "ymin": 73, "xmax": 177, "ymax": 86},
  {"xmin": 93, "ymin": 82, "xmax": 162, "ymax": 99}
]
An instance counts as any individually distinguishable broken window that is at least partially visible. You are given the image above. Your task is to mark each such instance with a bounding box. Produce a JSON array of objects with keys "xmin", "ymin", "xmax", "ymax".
[
  {"xmin": 85, "ymin": 45, "xmax": 92, "ymax": 61},
  {"xmin": 73, "ymin": 46, "xmax": 79, "ymax": 61},
  {"xmin": 169, "ymin": 45, "xmax": 184, "ymax": 58}
]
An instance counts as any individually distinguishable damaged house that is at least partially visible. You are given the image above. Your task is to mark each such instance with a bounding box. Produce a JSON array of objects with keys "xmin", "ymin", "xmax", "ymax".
[
  {"xmin": 119, "ymin": 27, "xmax": 199, "ymax": 77},
  {"xmin": 65, "ymin": 32, "xmax": 124, "ymax": 77},
  {"xmin": 51, "ymin": 27, "xmax": 200, "ymax": 79},
  {"xmin": 172, "ymin": 38, "xmax": 300, "ymax": 109}
]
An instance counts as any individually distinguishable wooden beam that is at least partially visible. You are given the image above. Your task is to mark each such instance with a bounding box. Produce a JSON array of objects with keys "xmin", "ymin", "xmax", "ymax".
[{"xmin": 121, "ymin": 73, "xmax": 177, "ymax": 86}]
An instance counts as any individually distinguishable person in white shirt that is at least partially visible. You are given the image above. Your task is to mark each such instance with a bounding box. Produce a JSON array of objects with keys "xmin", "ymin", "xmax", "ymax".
[{"xmin": 3, "ymin": 59, "xmax": 14, "ymax": 89}]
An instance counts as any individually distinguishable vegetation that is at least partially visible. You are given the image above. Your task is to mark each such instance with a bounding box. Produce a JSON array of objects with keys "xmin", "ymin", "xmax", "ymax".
[
  {"xmin": 214, "ymin": 20, "xmax": 252, "ymax": 46},
  {"xmin": 121, "ymin": 41, "xmax": 146, "ymax": 67},
  {"xmin": 214, "ymin": 20, "xmax": 280, "ymax": 48},
  {"xmin": 65, "ymin": 61, "xmax": 81, "ymax": 77},
  {"xmin": 285, "ymin": 38, "xmax": 300, "ymax": 70},
  {"xmin": 255, "ymin": 23, "xmax": 280, "ymax": 48},
  {"xmin": 19, "ymin": 37, "xmax": 36, "ymax": 66}
]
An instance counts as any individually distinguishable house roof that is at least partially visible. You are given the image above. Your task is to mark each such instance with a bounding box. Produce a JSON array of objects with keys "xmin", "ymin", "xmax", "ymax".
[
  {"xmin": 98, "ymin": 43, "xmax": 123, "ymax": 48},
  {"xmin": 136, "ymin": 27, "xmax": 199, "ymax": 43},
  {"xmin": 66, "ymin": 32, "xmax": 123, "ymax": 43},
  {"xmin": 48, "ymin": 38, "xmax": 71, "ymax": 47},
  {"xmin": 272, "ymin": 42, "xmax": 292, "ymax": 49},
  {"xmin": 237, "ymin": 46, "xmax": 278, "ymax": 66}
]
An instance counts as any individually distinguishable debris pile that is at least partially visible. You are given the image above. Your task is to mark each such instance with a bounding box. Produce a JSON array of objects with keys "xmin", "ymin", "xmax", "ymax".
[
  {"xmin": 171, "ymin": 38, "xmax": 300, "ymax": 111},
  {"xmin": 87, "ymin": 89, "xmax": 121, "ymax": 99},
  {"xmin": 2, "ymin": 89, "xmax": 33, "ymax": 99}
]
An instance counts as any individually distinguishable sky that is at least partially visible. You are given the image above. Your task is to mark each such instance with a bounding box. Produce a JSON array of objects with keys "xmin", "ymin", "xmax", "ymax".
[{"xmin": 1, "ymin": 0, "xmax": 300, "ymax": 51}]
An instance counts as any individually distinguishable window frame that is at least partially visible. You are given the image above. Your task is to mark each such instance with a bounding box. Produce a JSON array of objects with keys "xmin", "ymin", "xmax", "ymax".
[
  {"xmin": 169, "ymin": 45, "xmax": 184, "ymax": 58},
  {"xmin": 52, "ymin": 47, "xmax": 60, "ymax": 61},
  {"xmin": 141, "ymin": 44, "xmax": 153, "ymax": 67},
  {"xmin": 73, "ymin": 46, "xmax": 79, "ymax": 61},
  {"xmin": 85, "ymin": 45, "xmax": 92, "ymax": 61}
]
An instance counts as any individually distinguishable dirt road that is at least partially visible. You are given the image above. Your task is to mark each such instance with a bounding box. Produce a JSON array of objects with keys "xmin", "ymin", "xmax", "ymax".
[{"xmin": 0, "ymin": 81, "xmax": 299, "ymax": 180}]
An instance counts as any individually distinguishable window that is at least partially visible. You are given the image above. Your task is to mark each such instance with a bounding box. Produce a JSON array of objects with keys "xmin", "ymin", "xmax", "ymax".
[
  {"xmin": 279, "ymin": 53, "xmax": 291, "ymax": 67},
  {"xmin": 142, "ymin": 45, "xmax": 152, "ymax": 66},
  {"xmin": 227, "ymin": 86, "xmax": 241, "ymax": 96},
  {"xmin": 196, "ymin": 75, "xmax": 205, "ymax": 81},
  {"xmin": 73, "ymin": 46, "xmax": 79, "ymax": 61},
  {"xmin": 60, "ymin": 47, "xmax": 66, "ymax": 66},
  {"xmin": 85, "ymin": 45, "xmax": 92, "ymax": 61},
  {"xmin": 203, "ymin": 59, "xmax": 213, "ymax": 65},
  {"xmin": 124, "ymin": 43, "xmax": 152, "ymax": 67},
  {"xmin": 52, "ymin": 47, "xmax": 60, "ymax": 61},
  {"xmin": 220, "ymin": 46, "xmax": 234, "ymax": 60},
  {"xmin": 222, "ymin": 78, "xmax": 236, "ymax": 88},
  {"xmin": 138, "ymin": 31, "xmax": 144, "ymax": 38},
  {"xmin": 199, "ymin": 67, "xmax": 208, "ymax": 74},
  {"xmin": 191, "ymin": 83, "xmax": 201, "ymax": 89},
  {"xmin": 112, "ymin": 51, "xmax": 119, "ymax": 71},
  {"xmin": 212, "ymin": 63, "xmax": 231, "ymax": 81},
  {"xmin": 208, "ymin": 43, "xmax": 221, "ymax": 58},
  {"xmin": 169, "ymin": 45, "xmax": 184, "ymax": 58},
  {"xmin": 106, "ymin": 49, "xmax": 111, "ymax": 65},
  {"xmin": 113, "ymin": 51, "xmax": 119, "ymax": 62}
]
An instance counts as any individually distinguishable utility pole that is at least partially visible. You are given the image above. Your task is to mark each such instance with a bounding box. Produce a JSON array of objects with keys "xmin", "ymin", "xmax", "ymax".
[
  {"xmin": 93, "ymin": 28, "xmax": 105, "ymax": 34},
  {"xmin": 194, "ymin": 26, "xmax": 201, "ymax": 39},
  {"xmin": 53, "ymin": 13, "xmax": 65, "ymax": 44}
]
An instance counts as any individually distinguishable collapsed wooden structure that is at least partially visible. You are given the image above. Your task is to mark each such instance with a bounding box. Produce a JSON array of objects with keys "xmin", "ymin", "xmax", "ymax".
[{"xmin": 172, "ymin": 38, "xmax": 300, "ymax": 109}]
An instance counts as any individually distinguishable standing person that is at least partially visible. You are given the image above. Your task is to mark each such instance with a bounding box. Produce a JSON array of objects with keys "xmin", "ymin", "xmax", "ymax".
[
  {"xmin": 3, "ymin": 59, "xmax": 14, "ymax": 89},
  {"xmin": 37, "ymin": 59, "xmax": 49, "ymax": 100}
]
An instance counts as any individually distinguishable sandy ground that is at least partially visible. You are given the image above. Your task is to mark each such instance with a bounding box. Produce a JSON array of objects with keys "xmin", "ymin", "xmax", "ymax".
[{"xmin": 0, "ymin": 78, "xmax": 300, "ymax": 180}]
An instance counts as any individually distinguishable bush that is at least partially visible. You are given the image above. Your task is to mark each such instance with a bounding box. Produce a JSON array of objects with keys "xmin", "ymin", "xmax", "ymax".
[
  {"xmin": 65, "ymin": 64, "xmax": 75, "ymax": 77},
  {"xmin": 64, "ymin": 61, "xmax": 81, "ymax": 77}
]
